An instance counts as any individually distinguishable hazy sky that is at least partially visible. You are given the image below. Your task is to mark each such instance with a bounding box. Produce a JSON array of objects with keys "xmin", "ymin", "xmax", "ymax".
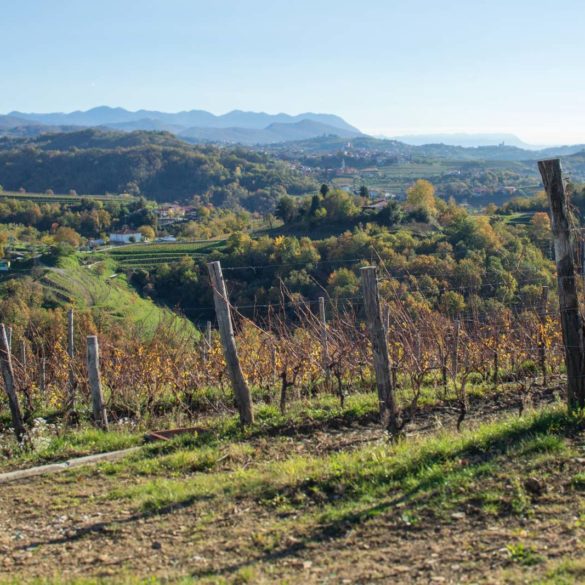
[{"xmin": 1, "ymin": 0, "xmax": 584, "ymax": 144}]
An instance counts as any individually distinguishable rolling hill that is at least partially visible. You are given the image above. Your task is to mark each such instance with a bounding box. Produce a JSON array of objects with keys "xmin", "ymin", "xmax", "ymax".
[{"xmin": 0, "ymin": 128, "xmax": 318, "ymax": 207}]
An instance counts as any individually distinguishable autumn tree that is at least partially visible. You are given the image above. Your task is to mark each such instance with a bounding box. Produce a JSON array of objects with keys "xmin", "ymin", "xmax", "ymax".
[
  {"xmin": 138, "ymin": 225, "xmax": 156, "ymax": 240},
  {"xmin": 529, "ymin": 212, "xmax": 552, "ymax": 251},
  {"xmin": 406, "ymin": 179, "xmax": 437, "ymax": 218},
  {"xmin": 54, "ymin": 226, "xmax": 82, "ymax": 248}
]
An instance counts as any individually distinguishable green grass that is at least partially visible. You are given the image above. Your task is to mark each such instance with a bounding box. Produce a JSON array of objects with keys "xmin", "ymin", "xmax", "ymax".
[
  {"xmin": 110, "ymin": 406, "xmax": 581, "ymax": 520},
  {"xmin": 0, "ymin": 427, "xmax": 143, "ymax": 471},
  {"xmin": 535, "ymin": 559, "xmax": 585, "ymax": 584},
  {"xmin": 40, "ymin": 258, "xmax": 198, "ymax": 339}
]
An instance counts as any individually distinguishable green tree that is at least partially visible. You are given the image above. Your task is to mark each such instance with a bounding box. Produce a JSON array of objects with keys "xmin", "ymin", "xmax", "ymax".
[
  {"xmin": 275, "ymin": 196, "xmax": 297, "ymax": 224},
  {"xmin": 327, "ymin": 268, "xmax": 360, "ymax": 297}
]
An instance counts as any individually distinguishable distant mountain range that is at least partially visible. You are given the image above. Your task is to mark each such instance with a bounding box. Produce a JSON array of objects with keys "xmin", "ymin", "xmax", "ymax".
[{"xmin": 0, "ymin": 106, "xmax": 363, "ymax": 145}]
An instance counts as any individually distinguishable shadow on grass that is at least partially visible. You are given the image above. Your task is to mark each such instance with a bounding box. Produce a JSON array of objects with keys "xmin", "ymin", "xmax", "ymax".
[
  {"xmin": 15, "ymin": 407, "xmax": 582, "ymax": 579},
  {"xmin": 188, "ymin": 407, "xmax": 583, "ymax": 580}
]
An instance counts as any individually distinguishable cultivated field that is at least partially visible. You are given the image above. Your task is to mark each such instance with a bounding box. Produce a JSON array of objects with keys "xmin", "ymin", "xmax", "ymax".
[
  {"xmin": 107, "ymin": 240, "xmax": 226, "ymax": 269},
  {"xmin": 0, "ymin": 191, "xmax": 135, "ymax": 205}
]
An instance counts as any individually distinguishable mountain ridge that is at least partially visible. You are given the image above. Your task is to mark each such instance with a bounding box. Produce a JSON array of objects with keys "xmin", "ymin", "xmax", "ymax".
[
  {"xmin": 1, "ymin": 106, "xmax": 363, "ymax": 145},
  {"xmin": 5, "ymin": 106, "xmax": 360, "ymax": 132}
]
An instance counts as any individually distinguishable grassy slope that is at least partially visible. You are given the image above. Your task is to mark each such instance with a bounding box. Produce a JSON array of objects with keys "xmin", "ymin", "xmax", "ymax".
[
  {"xmin": 1, "ymin": 392, "xmax": 585, "ymax": 583},
  {"xmin": 40, "ymin": 257, "xmax": 198, "ymax": 339}
]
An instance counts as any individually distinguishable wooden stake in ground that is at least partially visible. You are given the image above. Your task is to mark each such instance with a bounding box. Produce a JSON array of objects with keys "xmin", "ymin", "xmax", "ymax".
[
  {"xmin": 538, "ymin": 158, "xmax": 585, "ymax": 410},
  {"xmin": 207, "ymin": 261, "xmax": 254, "ymax": 425},
  {"xmin": 40, "ymin": 357, "xmax": 46, "ymax": 396},
  {"xmin": 87, "ymin": 336, "xmax": 108, "ymax": 430},
  {"xmin": 67, "ymin": 308, "xmax": 76, "ymax": 408},
  {"xmin": 0, "ymin": 324, "xmax": 26, "ymax": 442},
  {"xmin": 318, "ymin": 297, "xmax": 330, "ymax": 383},
  {"xmin": 360, "ymin": 266, "xmax": 398, "ymax": 434}
]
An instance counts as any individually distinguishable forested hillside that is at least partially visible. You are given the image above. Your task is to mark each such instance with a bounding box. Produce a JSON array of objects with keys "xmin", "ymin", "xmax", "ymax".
[{"xmin": 0, "ymin": 129, "xmax": 317, "ymax": 210}]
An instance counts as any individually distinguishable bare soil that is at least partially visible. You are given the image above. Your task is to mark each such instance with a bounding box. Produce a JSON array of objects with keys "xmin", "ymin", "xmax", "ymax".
[{"xmin": 1, "ymin": 385, "xmax": 583, "ymax": 584}]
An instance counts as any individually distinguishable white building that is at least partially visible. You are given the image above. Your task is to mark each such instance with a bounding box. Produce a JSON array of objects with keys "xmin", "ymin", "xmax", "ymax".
[{"xmin": 109, "ymin": 231, "xmax": 143, "ymax": 244}]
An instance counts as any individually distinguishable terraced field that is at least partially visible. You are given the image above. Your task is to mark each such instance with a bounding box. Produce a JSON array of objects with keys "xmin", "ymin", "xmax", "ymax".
[
  {"xmin": 108, "ymin": 240, "xmax": 226, "ymax": 269},
  {"xmin": 0, "ymin": 191, "xmax": 135, "ymax": 204},
  {"xmin": 40, "ymin": 263, "xmax": 198, "ymax": 339}
]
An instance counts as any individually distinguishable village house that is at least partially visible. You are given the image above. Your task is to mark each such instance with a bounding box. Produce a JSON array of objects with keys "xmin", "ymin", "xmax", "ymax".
[{"xmin": 109, "ymin": 229, "xmax": 143, "ymax": 244}]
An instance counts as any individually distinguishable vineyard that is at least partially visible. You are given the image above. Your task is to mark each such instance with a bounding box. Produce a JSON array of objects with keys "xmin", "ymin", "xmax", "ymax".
[
  {"xmin": 107, "ymin": 240, "xmax": 226, "ymax": 269},
  {"xmin": 0, "ymin": 259, "xmax": 567, "ymax": 441},
  {"xmin": 0, "ymin": 190, "xmax": 134, "ymax": 205},
  {"xmin": 1, "ymin": 159, "xmax": 585, "ymax": 583}
]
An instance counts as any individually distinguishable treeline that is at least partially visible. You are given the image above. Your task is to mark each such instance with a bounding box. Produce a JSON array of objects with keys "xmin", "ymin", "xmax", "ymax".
[
  {"xmin": 0, "ymin": 197, "xmax": 155, "ymax": 239},
  {"xmin": 130, "ymin": 192, "xmax": 555, "ymax": 322},
  {"xmin": 0, "ymin": 129, "xmax": 318, "ymax": 211}
]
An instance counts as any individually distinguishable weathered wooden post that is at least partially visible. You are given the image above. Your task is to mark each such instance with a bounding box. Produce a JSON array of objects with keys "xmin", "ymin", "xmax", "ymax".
[
  {"xmin": 271, "ymin": 345, "xmax": 277, "ymax": 386},
  {"xmin": 7, "ymin": 327, "xmax": 12, "ymax": 352},
  {"xmin": 207, "ymin": 261, "xmax": 253, "ymax": 425},
  {"xmin": 87, "ymin": 336, "xmax": 108, "ymax": 429},
  {"xmin": 318, "ymin": 297, "xmax": 330, "ymax": 383},
  {"xmin": 538, "ymin": 159, "xmax": 585, "ymax": 410},
  {"xmin": 452, "ymin": 319, "xmax": 460, "ymax": 380},
  {"xmin": 67, "ymin": 308, "xmax": 76, "ymax": 408},
  {"xmin": 382, "ymin": 303, "xmax": 390, "ymax": 336},
  {"xmin": 361, "ymin": 266, "xmax": 398, "ymax": 434},
  {"xmin": 40, "ymin": 356, "xmax": 46, "ymax": 396},
  {"xmin": 0, "ymin": 324, "xmax": 26, "ymax": 442}
]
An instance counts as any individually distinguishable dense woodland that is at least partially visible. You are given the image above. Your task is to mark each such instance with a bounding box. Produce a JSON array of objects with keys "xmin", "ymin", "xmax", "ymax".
[{"xmin": 0, "ymin": 129, "xmax": 317, "ymax": 210}]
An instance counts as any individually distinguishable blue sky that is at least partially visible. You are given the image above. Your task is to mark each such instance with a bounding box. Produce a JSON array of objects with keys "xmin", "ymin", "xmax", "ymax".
[{"xmin": 1, "ymin": 0, "xmax": 584, "ymax": 144}]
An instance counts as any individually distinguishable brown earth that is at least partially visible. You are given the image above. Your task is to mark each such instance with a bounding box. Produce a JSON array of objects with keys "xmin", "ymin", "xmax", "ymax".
[{"xmin": 0, "ymin": 385, "xmax": 583, "ymax": 584}]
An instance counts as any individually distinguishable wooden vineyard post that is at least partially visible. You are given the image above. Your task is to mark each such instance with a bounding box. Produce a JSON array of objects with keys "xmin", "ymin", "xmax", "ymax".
[
  {"xmin": 0, "ymin": 324, "xmax": 26, "ymax": 442},
  {"xmin": 318, "ymin": 297, "xmax": 330, "ymax": 384},
  {"xmin": 539, "ymin": 159, "xmax": 585, "ymax": 410},
  {"xmin": 207, "ymin": 261, "xmax": 254, "ymax": 425},
  {"xmin": 452, "ymin": 319, "xmax": 460, "ymax": 380},
  {"xmin": 360, "ymin": 266, "xmax": 398, "ymax": 434},
  {"xmin": 271, "ymin": 345, "xmax": 277, "ymax": 386},
  {"xmin": 67, "ymin": 308, "xmax": 76, "ymax": 408},
  {"xmin": 40, "ymin": 357, "xmax": 46, "ymax": 396},
  {"xmin": 87, "ymin": 336, "xmax": 108, "ymax": 430},
  {"xmin": 538, "ymin": 286, "xmax": 549, "ymax": 386},
  {"xmin": 7, "ymin": 327, "xmax": 12, "ymax": 353}
]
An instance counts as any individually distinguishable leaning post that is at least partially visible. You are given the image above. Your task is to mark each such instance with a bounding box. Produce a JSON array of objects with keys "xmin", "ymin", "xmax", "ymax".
[
  {"xmin": 207, "ymin": 261, "xmax": 254, "ymax": 425},
  {"xmin": 360, "ymin": 266, "xmax": 398, "ymax": 434},
  {"xmin": 538, "ymin": 159, "xmax": 585, "ymax": 410},
  {"xmin": 0, "ymin": 324, "xmax": 26, "ymax": 442}
]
